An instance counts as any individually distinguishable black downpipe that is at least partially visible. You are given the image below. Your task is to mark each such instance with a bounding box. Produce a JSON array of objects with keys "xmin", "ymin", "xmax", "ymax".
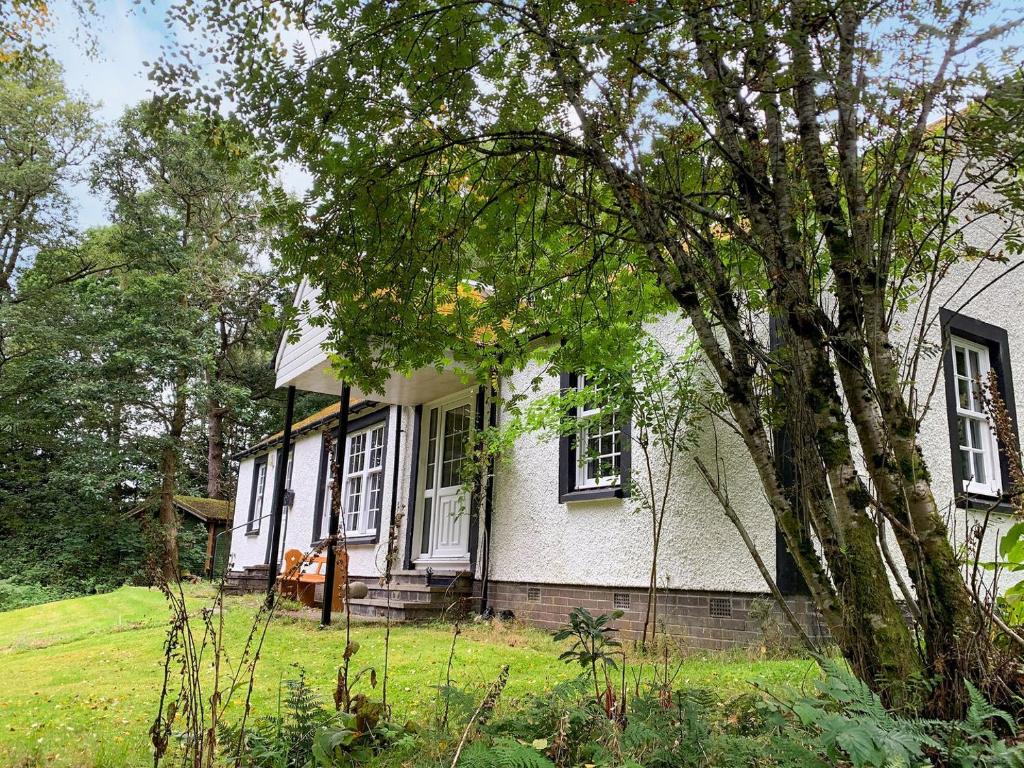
[
  {"xmin": 402, "ymin": 405, "xmax": 423, "ymax": 570},
  {"xmin": 321, "ymin": 382, "xmax": 351, "ymax": 626},
  {"xmin": 386, "ymin": 406, "xmax": 402, "ymax": 547},
  {"xmin": 266, "ymin": 385, "xmax": 296, "ymax": 594},
  {"xmin": 479, "ymin": 383, "xmax": 497, "ymax": 614}
]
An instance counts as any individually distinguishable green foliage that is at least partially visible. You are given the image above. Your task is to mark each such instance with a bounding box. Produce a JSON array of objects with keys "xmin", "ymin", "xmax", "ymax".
[
  {"xmin": 0, "ymin": 91, "xmax": 284, "ymax": 596},
  {"xmin": 459, "ymin": 738, "xmax": 555, "ymax": 768},
  {"xmin": 0, "ymin": 55, "xmax": 97, "ymax": 293},
  {"xmin": 223, "ymin": 670, "xmax": 333, "ymax": 767},
  {"xmin": 173, "ymin": 517, "xmax": 210, "ymax": 577},
  {"xmin": 553, "ymin": 607, "xmax": 624, "ymax": 711},
  {"xmin": 982, "ymin": 521, "xmax": 1024, "ymax": 626},
  {"xmin": 0, "ymin": 578, "xmax": 60, "ymax": 612},
  {"xmin": 779, "ymin": 660, "xmax": 1024, "ymax": 768},
  {"xmin": 223, "ymin": 670, "xmax": 415, "ymax": 768},
  {"xmin": 553, "ymin": 607, "xmax": 623, "ymax": 672},
  {"xmin": 478, "ymin": 672, "xmax": 823, "ymax": 768},
  {"xmin": 153, "ymin": 0, "xmax": 1024, "ymax": 711}
]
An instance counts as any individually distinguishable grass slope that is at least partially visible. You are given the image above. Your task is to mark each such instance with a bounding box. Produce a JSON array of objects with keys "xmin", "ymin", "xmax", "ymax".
[{"xmin": 0, "ymin": 587, "xmax": 818, "ymax": 767}]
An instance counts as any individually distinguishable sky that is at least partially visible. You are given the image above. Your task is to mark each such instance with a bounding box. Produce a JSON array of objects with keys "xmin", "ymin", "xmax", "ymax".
[
  {"xmin": 41, "ymin": 1, "xmax": 1024, "ymax": 232},
  {"xmin": 45, "ymin": 0, "xmax": 171, "ymax": 228},
  {"xmin": 44, "ymin": 0, "xmax": 312, "ymax": 230}
]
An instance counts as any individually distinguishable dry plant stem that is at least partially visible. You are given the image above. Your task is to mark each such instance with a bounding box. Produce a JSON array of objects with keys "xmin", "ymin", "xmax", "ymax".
[
  {"xmin": 151, "ymin": 540, "xmax": 335, "ymax": 768},
  {"xmin": 381, "ymin": 510, "xmax": 403, "ymax": 712},
  {"xmin": 978, "ymin": 372, "xmax": 1024, "ymax": 653},
  {"xmin": 325, "ymin": 431, "xmax": 355, "ymax": 711},
  {"xmin": 450, "ymin": 665, "xmax": 509, "ymax": 768},
  {"xmin": 440, "ymin": 618, "xmax": 462, "ymax": 730},
  {"xmin": 694, "ymin": 456, "xmax": 816, "ymax": 652}
]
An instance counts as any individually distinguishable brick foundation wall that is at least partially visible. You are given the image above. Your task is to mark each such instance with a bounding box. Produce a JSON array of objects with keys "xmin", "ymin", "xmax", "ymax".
[{"xmin": 482, "ymin": 581, "xmax": 828, "ymax": 651}]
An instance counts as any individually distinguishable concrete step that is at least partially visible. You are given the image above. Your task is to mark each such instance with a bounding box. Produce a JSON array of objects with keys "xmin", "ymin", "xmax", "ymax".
[
  {"xmin": 365, "ymin": 583, "xmax": 472, "ymax": 604},
  {"xmin": 390, "ymin": 569, "xmax": 472, "ymax": 587},
  {"xmin": 346, "ymin": 595, "xmax": 477, "ymax": 621},
  {"xmin": 224, "ymin": 565, "xmax": 476, "ymax": 624}
]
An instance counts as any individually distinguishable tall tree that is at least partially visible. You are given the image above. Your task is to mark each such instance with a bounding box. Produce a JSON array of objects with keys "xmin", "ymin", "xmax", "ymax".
[
  {"xmin": 94, "ymin": 103, "xmax": 274, "ymax": 576},
  {"xmin": 157, "ymin": 0, "xmax": 1024, "ymax": 712},
  {"xmin": 0, "ymin": 232, "xmax": 156, "ymax": 603},
  {"xmin": 0, "ymin": 55, "xmax": 96, "ymax": 296}
]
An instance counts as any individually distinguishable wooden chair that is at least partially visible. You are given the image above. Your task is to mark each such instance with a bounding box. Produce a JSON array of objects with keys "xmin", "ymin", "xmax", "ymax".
[
  {"xmin": 294, "ymin": 556, "xmax": 326, "ymax": 607},
  {"xmin": 293, "ymin": 551, "xmax": 351, "ymax": 610},
  {"xmin": 277, "ymin": 549, "xmax": 304, "ymax": 600}
]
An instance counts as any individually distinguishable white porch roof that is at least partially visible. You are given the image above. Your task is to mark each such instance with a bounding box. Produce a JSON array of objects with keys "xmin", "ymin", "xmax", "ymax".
[{"xmin": 274, "ymin": 278, "xmax": 470, "ymax": 406}]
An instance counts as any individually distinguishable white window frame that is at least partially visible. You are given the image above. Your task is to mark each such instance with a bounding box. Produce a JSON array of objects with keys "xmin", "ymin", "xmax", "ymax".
[
  {"xmin": 336, "ymin": 422, "xmax": 386, "ymax": 537},
  {"xmin": 249, "ymin": 461, "xmax": 267, "ymax": 533},
  {"xmin": 952, "ymin": 336, "xmax": 1002, "ymax": 497},
  {"xmin": 575, "ymin": 374, "xmax": 622, "ymax": 490}
]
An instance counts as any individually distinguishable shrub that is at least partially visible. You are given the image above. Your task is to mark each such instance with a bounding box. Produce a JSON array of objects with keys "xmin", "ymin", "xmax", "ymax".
[
  {"xmin": 475, "ymin": 673, "xmax": 822, "ymax": 768},
  {"xmin": 776, "ymin": 660, "xmax": 1024, "ymax": 768},
  {"xmin": 0, "ymin": 578, "xmax": 62, "ymax": 611},
  {"xmin": 221, "ymin": 670, "xmax": 415, "ymax": 768}
]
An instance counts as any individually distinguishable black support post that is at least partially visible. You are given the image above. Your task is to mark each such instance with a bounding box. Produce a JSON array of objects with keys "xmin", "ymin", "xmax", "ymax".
[
  {"xmin": 266, "ymin": 385, "xmax": 296, "ymax": 595},
  {"xmin": 321, "ymin": 382, "xmax": 351, "ymax": 626},
  {"xmin": 479, "ymin": 382, "xmax": 497, "ymax": 614}
]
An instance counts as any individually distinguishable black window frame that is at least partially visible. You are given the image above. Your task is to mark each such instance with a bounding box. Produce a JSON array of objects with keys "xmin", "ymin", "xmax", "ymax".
[
  {"xmin": 558, "ymin": 371, "xmax": 631, "ymax": 503},
  {"xmin": 941, "ymin": 309, "xmax": 1019, "ymax": 511},
  {"xmin": 246, "ymin": 454, "xmax": 269, "ymax": 535},
  {"xmin": 311, "ymin": 407, "xmax": 391, "ymax": 546}
]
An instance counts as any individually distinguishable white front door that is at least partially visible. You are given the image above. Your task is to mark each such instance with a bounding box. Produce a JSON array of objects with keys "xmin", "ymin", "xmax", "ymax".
[{"xmin": 416, "ymin": 393, "xmax": 474, "ymax": 564}]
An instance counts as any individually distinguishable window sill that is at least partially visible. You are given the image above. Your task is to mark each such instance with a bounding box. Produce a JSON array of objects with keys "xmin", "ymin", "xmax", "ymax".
[
  {"xmin": 560, "ymin": 486, "xmax": 627, "ymax": 504},
  {"xmin": 312, "ymin": 534, "xmax": 378, "ymax": 547},
  {"xmin": 344, "ymin": 534, "xmax": 378, "ymax": 546},
  {"xmin": 955, "ymin": 492, "xmax": 1016, "ymax": 515},
  {"xmin": 245, "ymin": 530, "xmax": 260, "ymax": 537}
]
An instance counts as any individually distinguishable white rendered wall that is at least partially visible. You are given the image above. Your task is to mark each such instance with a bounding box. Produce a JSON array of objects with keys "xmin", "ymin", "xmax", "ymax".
[
  {"xmin": 228, "ymin": 448, "xmax": 279, "ymax": 570},
  {"xmin": 486, "ymin": 315, "xmax": 778, "ymax": 592},
  {"xmin": 888, "ymin": 191, "xmax": 1024, "ymax": 591},
  {"xmin": 229, "ymin": 405, "xmax": 415, "ymax": 581}
]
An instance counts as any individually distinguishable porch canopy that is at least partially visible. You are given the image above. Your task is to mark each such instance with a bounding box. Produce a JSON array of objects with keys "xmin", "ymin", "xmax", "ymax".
[{"xmin": 275, "ymin": 278, "xmax": 471, "ymax": 405}]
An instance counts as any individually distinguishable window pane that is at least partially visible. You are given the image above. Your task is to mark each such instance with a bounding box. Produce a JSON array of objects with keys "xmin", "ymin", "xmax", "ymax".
[
  {"xmin": 441, "ymin": 405, "xmax": 470, "ymax": 488},
  {"xmin": 957, "ymin": 377, "xmax": 970, "ymax": 410},
  {"xmin": 955, "ymin": 347, "xmax": 967, "ymax": 376},
  {"xmin": 420, "ymin": 497, "xmax": 432, "ymax": 554},
  {"xmin": 957, "ymin": 416, "xmax": 968, "ymax": 446},
  {"xmin": 971, "ymin": 376, "xmax": 984, "ymax": 412},
  {"xmin": 425, "ymin": 408, "xmax": 438, "ymax": 491},
  {"xmin": 345, "ymin": 476, "xmax": 362, "ymax": 530},
  {"xmin": 369, "ymin": 426, "xmax": 384, "ymax": 468},
  {"xmin": 349, "ymin": 433, "xmax": 366, "ymax": 473},
  {"xmin": 968, "ymin": 418, "xmax": 984, "ymax": 450},
  {"xmin": 367, "ymin": 471, "xmax": 383, "ymax": 523},
  {"xmin": 973, "ymin": 451, "xmax": 987, "ymax": 484},
  {"xmin": 960, "ymin": 449, "xmax": 972, "ymax": 481},
  {"xmin": 969, "ymin": 349, "xmax": 980, "ymax": 378}
]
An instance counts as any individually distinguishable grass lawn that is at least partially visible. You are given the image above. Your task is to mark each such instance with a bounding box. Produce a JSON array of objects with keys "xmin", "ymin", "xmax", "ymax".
[{"xmin": 0, "ymin": 586, "xmax": 820, "ymax": 767}]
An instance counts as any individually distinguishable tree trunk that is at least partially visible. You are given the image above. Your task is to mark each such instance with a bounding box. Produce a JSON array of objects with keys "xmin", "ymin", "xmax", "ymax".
[
  {"xmin": 206, "ymin": 397, "xmax": 226, "ymax": 500},
  {"xmin": 157, "ymin": 442, "xmax": 179, "ymax": 583},
  {"xmin": 157, "ymin": 371, "xmax": 189, "ymax": 583}
]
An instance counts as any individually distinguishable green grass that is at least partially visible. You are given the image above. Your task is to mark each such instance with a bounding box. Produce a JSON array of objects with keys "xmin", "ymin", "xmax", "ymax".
[{"xmin": 0, "ymin": 586, "xmax": 819, "ymax": 767}]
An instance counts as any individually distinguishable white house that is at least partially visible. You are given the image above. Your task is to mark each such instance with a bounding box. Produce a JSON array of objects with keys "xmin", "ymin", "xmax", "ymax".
[{"xmin": 226, "ymin": 249, "xmax": 1024, "ymax": 649}]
